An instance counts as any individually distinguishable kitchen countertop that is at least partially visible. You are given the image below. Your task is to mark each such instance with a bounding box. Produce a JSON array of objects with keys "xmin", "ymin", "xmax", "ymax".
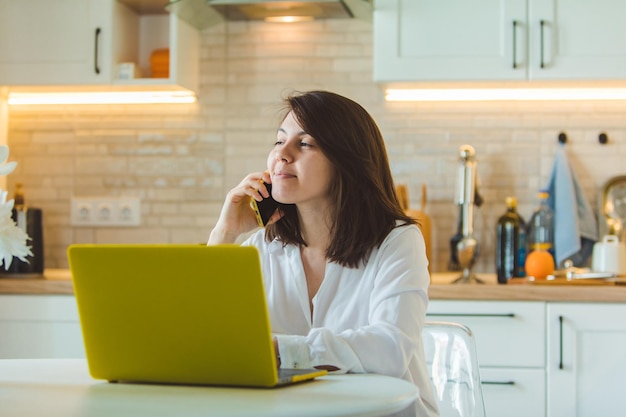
[
  {"xmin": 0, "ymin": 269, "xmax": 73, "ymax": 295},
  {"xmin": 430, "ymin": 272, "xmax": 626, "ymax": 302},
  {"xmin": 2, "ymin": 270, "xmax": 626, "ymax": 302}
]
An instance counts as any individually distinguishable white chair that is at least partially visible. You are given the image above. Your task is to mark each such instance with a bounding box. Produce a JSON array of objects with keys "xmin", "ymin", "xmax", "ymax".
[{"xmin": 423, "ymin": 321, "xmax": 487, "ymax": 417}]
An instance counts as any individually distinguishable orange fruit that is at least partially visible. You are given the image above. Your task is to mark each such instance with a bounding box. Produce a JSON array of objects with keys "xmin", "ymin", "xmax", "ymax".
[{"xmin": 525, "ymin": 250, "xmax": 555, "ymax": 280}]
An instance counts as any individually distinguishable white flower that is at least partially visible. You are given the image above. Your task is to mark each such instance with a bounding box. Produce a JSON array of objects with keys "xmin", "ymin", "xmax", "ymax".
[
  {"xmin": 0, "ymin": 191, "xmax": 32, "ymax": 269},
  {"xmin": 0, "ymin": 145, "xmax": 32, "ymax": 270},
  {"xmin": 0, "ymin": 145, "xmax": 17, "ymax": 176}
]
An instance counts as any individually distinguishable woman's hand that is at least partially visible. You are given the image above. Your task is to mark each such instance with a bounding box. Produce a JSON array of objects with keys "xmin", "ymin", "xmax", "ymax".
[{"xmin": 208, "ymin": 171, "xmax": 282, "ymax": 244}]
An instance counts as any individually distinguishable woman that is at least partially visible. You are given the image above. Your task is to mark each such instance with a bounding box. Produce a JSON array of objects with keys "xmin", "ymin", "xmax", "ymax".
[{"xmin": 208, "ymin": 91, "xmax": 437, "ymax": 417}]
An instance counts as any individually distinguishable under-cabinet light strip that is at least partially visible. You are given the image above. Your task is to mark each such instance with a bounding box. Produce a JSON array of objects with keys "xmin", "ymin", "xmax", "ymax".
[
  {"xmin": 7, "ymin": 91, "xmax": 197, "ymax": 105},
  {"xmin": 264, "ymin": 16, "xmax": 315, "ymax": 22},
  {"xmin": 385, "ymin": 88, "xmax": 626, "ymax": 101}
]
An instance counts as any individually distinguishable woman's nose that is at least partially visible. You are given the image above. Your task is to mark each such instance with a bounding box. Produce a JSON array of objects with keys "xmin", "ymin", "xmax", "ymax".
[{"xmin": 275, "ymin": 149, "xmax": 292, "ymax": 162}]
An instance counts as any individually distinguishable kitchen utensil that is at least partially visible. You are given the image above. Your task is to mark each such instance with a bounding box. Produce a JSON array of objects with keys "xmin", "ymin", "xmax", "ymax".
[
  {"xmin": 547, "ymin": 260, "xmax": 617, "ymax": 280},
  {"xmin": 592, "ymin": 235, "xmax": 626, "ymax": 275},
  {"xmin": 419, "ymin": 183, "xmax": 433, "ymax": 273},
  {"xmin": 513, "ymin": 276, "xmax": 623, "ymax": 285},
  {"xmin": 395, "ymin": 183, "xmax": 432, "ymax": 273},
  {"xmin": 451, "ymin": 145, "xmax": 483, "ymax": 284},
  {"xmin": 454, "ymin": 235, "xmax": 481, "ymax": 283},
  {"xmin": 567, "ymin": 271, "xmax": 617, "ymax": 280}
]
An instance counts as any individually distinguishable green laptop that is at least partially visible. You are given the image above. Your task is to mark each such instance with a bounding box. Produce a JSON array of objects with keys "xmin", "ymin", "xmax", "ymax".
[{"xmin": 68, "ymin": 244, "xmax": 326, "ymax": 387}]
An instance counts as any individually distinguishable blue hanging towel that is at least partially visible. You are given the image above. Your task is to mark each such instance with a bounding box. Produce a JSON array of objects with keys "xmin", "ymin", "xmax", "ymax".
[{"xmin": 546, "ymin": 145, "xmax": 598, "ymax": 267}]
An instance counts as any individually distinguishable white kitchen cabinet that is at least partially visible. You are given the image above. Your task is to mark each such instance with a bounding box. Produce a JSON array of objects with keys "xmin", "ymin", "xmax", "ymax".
[
  {"xmin": 0, "ymin": 0, "xmax": 198, "ymax": 92},
  {"xmin": 547, "ymin": 303, "xmax": 626, "ymax": 417},
  {"xmin": 374, "ymin": 0, "xmax": 527, "ymax": 82},
  {"xmin": 428, "ymin": 300, "xmax": 546, "ymax": 417},
  {"xmin": 374, "ymin": 0, "xmax": 626, "ymax": 82},
  {"xmin": 0, "ymin": 295, "xmax": 84, "ymax": 359},
  {"xmin": 0, "ymin": 0, "xmax": 111, "ymax": 85},
  {"xmin": 529, "ymin": 0, "xmax": 626, "ymax": 80},
  {"xmin": 481, "ymin": 368, "xmax": 546, "ymax": 417}
]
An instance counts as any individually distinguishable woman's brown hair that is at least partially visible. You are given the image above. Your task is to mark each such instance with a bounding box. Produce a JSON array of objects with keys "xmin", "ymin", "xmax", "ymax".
[{"xmin": 266, "ymin": 91, "xmax": 416, "ymax": 268}]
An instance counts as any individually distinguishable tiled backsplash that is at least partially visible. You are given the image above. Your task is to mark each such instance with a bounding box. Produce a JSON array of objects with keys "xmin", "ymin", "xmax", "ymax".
[{"xmin": 5, "ymin": 20, "xmax": 626, "ymax": 273}]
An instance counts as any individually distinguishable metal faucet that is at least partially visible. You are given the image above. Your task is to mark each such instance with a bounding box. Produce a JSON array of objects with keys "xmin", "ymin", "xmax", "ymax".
[{"xmin": 452, "ymin": 145, "xmax": 483, "ymax": 284}]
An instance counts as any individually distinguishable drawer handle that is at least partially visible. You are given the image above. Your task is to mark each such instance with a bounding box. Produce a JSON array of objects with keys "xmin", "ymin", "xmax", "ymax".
[
  {"xmin": 512, "ymin": 20, "xmax": 518, "ymax": 69},
  {"xmin": 94, "ymin": 27, "xmax": 101, "ymax": 75},
  {"xmin": 428, "ymin": 313, "xmax": 516, "ymax": 318},
  {"xmin": 482, "ymin": 381, "xmax": 515, "ymax": 385},
  {"xmin": 540, "ymin": 20, "xmax": 546, "ymax": 69},
  {"xmin": 559, "ymin": 315, "xmax": 564, "ymax": 370}
]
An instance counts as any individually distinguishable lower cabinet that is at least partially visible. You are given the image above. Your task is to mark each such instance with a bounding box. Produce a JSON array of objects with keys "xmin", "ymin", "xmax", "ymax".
[
  {"xmin": 3, "ymin": 293, "xmax": 625, "ymax": 417},
  {"xmin": 428, "ymin": 300, "xmax": 547, "ymax": 417},
  {"xmin": 481, "ymin": 368, "xmax": 546, "ymax": 417},
  {"xmin": 0, "ymin": 295, "xmax": 84, "ymax": 359},
  {"xmin": 430, "ymin": 300, "xmax": 626, "ymax": 417},
  {"xmin": 547, "ymin": 303, "xmax": 626, "ymax": 417}
]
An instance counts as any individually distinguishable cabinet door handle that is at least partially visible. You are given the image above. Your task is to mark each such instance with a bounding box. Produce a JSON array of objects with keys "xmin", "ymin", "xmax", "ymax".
[
  {"xmin": 94, "ymin": 27, "xmax": 101, "ymax": 75},
  {"xmin": 482, "ymin": 380, "xmax": 515, "ymax": 385},
  {"xmin": 512, "ymin": 20, "xmax": 518, "ymax": 69},
  {"xmin": 558, "ymin": 315, "xmax": 564, "ymax": 370},
  {"xmin": 539, "ymin": 20, "xmax": 546, "ymax": 69},
  {"xmin": 428, "ymin": 313, "xmax": 516, "ymax": 318}
]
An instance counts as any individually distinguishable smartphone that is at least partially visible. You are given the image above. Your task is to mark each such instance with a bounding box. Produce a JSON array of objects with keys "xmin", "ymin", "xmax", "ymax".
[{"xmin": 250, "ymin": 182, "xmax": 279, "ymax": 227}]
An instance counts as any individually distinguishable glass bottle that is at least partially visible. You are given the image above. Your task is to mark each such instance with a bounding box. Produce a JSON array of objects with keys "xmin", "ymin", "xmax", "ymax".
[
  {"xmin": 448, "ymin": 205, "xmax": 463, "ymax": 271},
  {"xmin": 496, "ymin": 197, "xmax": 526, "ymax": 283},
  {"xmin": 14, "ymin": 182, "xmax": 25, "ymax": 209},
  {"xmin": 526, "ymin": 190, "xmax": 555, "ymax": 261}
]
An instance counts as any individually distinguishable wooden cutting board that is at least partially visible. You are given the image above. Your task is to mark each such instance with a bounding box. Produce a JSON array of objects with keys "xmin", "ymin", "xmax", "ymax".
[
  {"xmin": 510, "ymin": 277, "xmax": 626, "ymax": 286},
  {"xmin": 396, "ymin": 183, "xmax": 432, "ymax": 273}
]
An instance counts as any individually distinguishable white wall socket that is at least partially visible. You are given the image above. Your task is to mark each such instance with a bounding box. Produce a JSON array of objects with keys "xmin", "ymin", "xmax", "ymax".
[{"xmin": 70, "ymin": 197, "xmax": 141, "ymax": 227}]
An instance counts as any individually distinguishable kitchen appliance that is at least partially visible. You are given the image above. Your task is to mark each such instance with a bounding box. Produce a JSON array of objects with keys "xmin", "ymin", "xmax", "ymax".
[
  {"xmin": 592, "ymin": 235, "xmax": 626, "ymax": 275},
  {"xmin": 450, "ymin": 145, "xmax": 483, "ymax": 284},
  {"xmin": 165, "ymin": 0, "xmax": 373, "ymax": 29},
  {"xmin": 599, "ymin": 175, "xmax": 626, "ymax": 242},
  {"xmin": 0, "ymin": 184, "xmax": 44, "ymax": 276}
]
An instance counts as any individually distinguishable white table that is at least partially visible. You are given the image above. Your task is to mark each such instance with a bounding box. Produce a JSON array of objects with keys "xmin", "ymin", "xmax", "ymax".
[{"xmin": 0, "ymin": 359, "xmax": 418, "ymax": 417}]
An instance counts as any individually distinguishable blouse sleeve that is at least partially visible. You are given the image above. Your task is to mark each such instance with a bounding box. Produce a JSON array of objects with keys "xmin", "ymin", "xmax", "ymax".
[{"xmin": 276, "ymin": 225, "xmax": 430, "ymax": 377}]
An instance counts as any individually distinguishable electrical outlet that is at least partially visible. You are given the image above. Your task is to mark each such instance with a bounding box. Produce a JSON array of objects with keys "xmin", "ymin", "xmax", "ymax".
[{"xmin": 70, "ymin": 197, "xmax": 141, "ymax": 227}]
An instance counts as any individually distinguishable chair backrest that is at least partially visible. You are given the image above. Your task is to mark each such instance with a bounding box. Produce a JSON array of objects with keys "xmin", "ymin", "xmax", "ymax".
[{"xmin": 423, "ymin": 321, "xmax": 487, "ymax": 417}]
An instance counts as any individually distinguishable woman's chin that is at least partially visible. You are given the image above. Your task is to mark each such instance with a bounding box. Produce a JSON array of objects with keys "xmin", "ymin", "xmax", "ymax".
[{"xmin": 271, "ymin": 191, "xmax": 291, "ymax": 204}]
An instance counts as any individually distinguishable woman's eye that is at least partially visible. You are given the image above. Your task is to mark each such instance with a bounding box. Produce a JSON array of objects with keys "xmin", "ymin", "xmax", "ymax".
[
  {"xmin": 300, "ymin": 141, "xmax": 313, "ymax": 148},
  {"xmin": 274, "ymin": 140, "xmax": 284, "ymax": 146}
]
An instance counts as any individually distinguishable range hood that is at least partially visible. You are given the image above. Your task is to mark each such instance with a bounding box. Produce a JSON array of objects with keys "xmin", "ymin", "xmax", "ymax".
[{"xmin": 166, "ymin": 0, "xmax": 372, "ymax": 29}]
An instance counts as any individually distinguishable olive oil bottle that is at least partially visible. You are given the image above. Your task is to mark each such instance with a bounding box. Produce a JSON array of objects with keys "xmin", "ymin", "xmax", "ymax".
[{"xmin": 496, "ymin": 197, "xmax": 526, "ymax": 283}]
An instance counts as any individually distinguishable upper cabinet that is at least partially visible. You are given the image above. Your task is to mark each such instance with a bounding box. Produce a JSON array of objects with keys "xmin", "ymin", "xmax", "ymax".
[
  {"xmin": 0, "ymin": 0, "xmax": 198, "ymax": 92},
  {"xmin": 0, "ymin": 0, "xmax": 111, "ymax": 85},
  {"xmin": 530, "ymin": 0, "xmax": 626, "ymax": 81},
  {"xmin": 374, "ymin": 0, "xmax": 626, "ymax": 82}
]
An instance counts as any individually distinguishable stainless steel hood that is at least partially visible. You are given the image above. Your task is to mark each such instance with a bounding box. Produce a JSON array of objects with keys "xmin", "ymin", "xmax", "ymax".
[{"xmin": 166, "ymin": 0, "xmax": 372, "ymax": 29}]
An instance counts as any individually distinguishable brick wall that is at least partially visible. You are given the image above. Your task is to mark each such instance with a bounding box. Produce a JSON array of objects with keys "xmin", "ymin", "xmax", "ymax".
[{"xmin": 6, "ymin": 19, "xmax": 626, "ymax": 273}]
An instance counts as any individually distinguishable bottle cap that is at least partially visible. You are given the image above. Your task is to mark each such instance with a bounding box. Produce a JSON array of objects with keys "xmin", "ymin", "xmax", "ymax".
[
  {"xmin": 14, "ymin": 183, "xmax": 25, "ymax": 207},
  {"xmin": 505, "ymin": 196, "xmax": 517, "ymax": 208}
]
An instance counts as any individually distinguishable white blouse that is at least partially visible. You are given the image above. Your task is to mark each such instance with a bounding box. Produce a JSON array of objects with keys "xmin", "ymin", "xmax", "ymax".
[{"xmin": 242, "ymin": 224, "xmax": 438, "ymax": 417}]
